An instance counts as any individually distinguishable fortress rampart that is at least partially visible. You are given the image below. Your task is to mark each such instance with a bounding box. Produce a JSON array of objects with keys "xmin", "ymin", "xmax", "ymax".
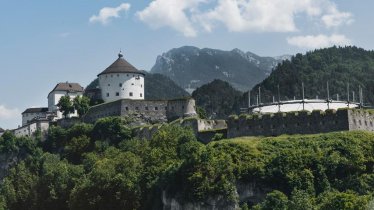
[
  {"xmin": 228, "ymin": 109, "xmax": 374, "ymax": 138},
  {"xmin": 83, "ymin": 98, "xmax": 197, "ymax": 124}
]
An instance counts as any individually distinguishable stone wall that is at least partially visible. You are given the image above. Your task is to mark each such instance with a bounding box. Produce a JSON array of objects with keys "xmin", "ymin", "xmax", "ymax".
[
  {"xmin": 227, "ymin": 109, "xmax": 354, "ymax": 138},
  {"xmin": 84, "ymin": 98, "xmax": 197, "ymax": 124},
  {"xmin": 348, "ymin": 109, "xmax": 374, "ymax": 132}
]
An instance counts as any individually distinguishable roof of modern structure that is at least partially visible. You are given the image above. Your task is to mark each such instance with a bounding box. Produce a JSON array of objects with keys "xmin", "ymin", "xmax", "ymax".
[
  {"xmin": 22, "ymin": 107, "xmax": 49, "ymax": 114},
  {"xmin": 249, "ymin": 99, "xmax": 360, "ymax": 114},
  {"xmin": 49, "ymin": 82, "xmax": 84, "ymax": 96},
  {"xmin": 97, "ymin": 52, "xmax": 145, "ymax": 76}
]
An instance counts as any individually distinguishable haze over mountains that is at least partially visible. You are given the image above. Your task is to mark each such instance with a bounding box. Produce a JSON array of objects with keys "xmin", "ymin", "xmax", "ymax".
[{"xmin": 150, "ymin": 46, "xmax": 290, "ymax": 92}]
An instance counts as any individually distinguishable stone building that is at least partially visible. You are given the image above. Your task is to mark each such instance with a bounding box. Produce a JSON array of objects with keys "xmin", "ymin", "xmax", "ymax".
[
  {"xmin": 13, "ymin": 119, "xmax": 50, "ymax": 139},
  {"xmin": 48, "ymin": 82, "xmax": 84, "ymax": 119},
  {"xmin": 21, "ymin": 107, "xmax": 49, "ymax": 126},
  {"xmin": 84, "ymin": 52, "xmax": 197, "ymax": 123},
  {"xmin": 98, "ymin": 52, "xmax": 145, "ymax": 102},
  {"xmin": 228, "ymin": 109, "xmax": 374, "ymax": 138}
]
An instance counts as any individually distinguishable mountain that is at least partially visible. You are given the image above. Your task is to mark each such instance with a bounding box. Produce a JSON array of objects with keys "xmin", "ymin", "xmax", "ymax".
[
  {"xmin": 143, "ymin": 73, "xmax": 190, "ymax": 100},
  {"xmin": 192, "ymin": 79, "xmax": 243, "ymax": 119},
  {"xmin": 249, "ymin": 46, "xmax": 374, "ymax": 106},
  {"xmin": 85, "ymin": 73, "xmax": 189, "ymax": 101},
  {"xmin": 150, "ymin": 46, "xmax": 290, "ymax": 92}
]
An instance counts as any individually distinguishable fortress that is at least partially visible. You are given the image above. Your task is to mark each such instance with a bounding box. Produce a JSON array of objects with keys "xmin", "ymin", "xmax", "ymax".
[
  {"xmin": 10, "ymin": 52, "xmax": 374, "ymax": 141},
  {"xmin": 228, "ymin": 101, "xmax": 374, "ymax": 138},
  {"xmin": 13, "ymin": 52, "xmax": 197, "ymax": 138}
]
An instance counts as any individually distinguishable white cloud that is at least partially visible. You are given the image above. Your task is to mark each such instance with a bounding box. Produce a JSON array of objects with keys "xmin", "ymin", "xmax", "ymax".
[
  {"xmin": 136, "ymin": 0, "xmax": 353, "ymax": 37},
  {"xmin": 0, "ymin": 105, "xmax": 20, "ymax": 120},
  {"xmin": 136, "ymin": 0, "xmax": 205, "ymax": 37},
  {"xmin": 90, "ymin": 3, "xmax": 131, "ymax": 25},
  {"xmin": 287, "ymin": 34, "xmax": 352, "ymax": 49},
  {"xmin": 322, "ymin": 7, "xmax": 353, "ymax": 28}
]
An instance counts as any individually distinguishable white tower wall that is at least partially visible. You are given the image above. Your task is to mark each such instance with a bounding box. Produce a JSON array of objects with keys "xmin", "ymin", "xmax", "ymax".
[{"xmin": 99, "ymin": 73, "xmax": 144, "ymax": 102}]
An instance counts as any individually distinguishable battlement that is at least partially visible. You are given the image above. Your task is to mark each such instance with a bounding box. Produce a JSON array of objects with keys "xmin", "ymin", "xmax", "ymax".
[{"xmin": 228, "ymin": 108, "xmax": 374, "ymax": 138}]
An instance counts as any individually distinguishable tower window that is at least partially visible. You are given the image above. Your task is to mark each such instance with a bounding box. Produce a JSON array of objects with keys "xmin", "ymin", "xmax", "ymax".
[
  {"xmin": 106, "ymin": 93, "xmax": 109, "ymax": 97},
  {"xmin": 108, "ymin": 84, "xmax": 110, "ymax": 86},
  {"xmin": 141, "ymin": 84, "xmax": 143, "ymax": 87},
  {"xmin": 140, "ymin": 93, "xmax": 143, "ymax": 97},
  {"xmin": 131, "ymin": 83, "xmax": 134, "ymax": 85},
  {"xmin": 127, "ymin": 74, "xmax": 129, "ymax": 77},
  {"xmin": 119, "ymin": 83, "xmax": 122, "ymax": 87},
  {"xmin": 145, "ymin": 107, "xmax": 148, "ymax": 110},
  {"xmin": 117, "ymin": 74, "xmax": 119, "ymax": 77},
  {"xmin": 116, "ymin": 92, "xmax": 119, "ymax": 96},
  {"xmin": 155, "ymin": 107, "xmax": 158, "ymax": 111},
  {"xmin": 129, "ymin": 92, "xmax": 133, "ymax": 96}
]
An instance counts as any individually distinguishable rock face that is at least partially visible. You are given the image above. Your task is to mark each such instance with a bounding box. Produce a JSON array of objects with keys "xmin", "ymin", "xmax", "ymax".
[
  {"xmin": 151, "ymin": 46, "xmax": 290, "ymax": 92},
  {"xmin": 161, "ymin": 182, "xmax": 269, "ymax": 210}
]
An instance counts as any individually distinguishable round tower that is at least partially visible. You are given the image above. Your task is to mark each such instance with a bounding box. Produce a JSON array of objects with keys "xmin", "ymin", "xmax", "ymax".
[{"xmin": 98, "ymin": 52, "xmax": 145, "ymax": 102}]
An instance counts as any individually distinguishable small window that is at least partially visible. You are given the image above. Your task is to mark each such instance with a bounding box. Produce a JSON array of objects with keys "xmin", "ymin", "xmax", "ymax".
[
  {"xmin": 106, "ymin": 93, "xmax": 109, "ymax": 97},
  {"xmin": 141, "ymin": 84, "xmax": 143, "ymax": 87},
  {"xmin": 140, "ymin": 93, "xmax": 143, "ymax": 97},
  {"xmin": 155, "ymin": 107, "xmax": 158, "ymax": 111},
  {"xmin": 182, "ymin": 106, "xmax": 185, "ymax": 109},
  {"xmin": 131, "ymin": 83, "xmax": 134, "ymax": 85},
  {"xmin": 135, "ymin": 107, "xmax": 139, "ymax": 110},
  {"xmin": 116, "ymin": 92, "xmax": 119, "ymax": 96},
  {"xmin": 127, "ymin": 74, "xmax": 129, "ymax": 77},
  {"xmin": 129, "ymin": 92, "xmax": 133, "ymax": 96},
  {"xmin": 125, "ymin": 107, "xmax": 129, "ymax": 111},
  {"xmin": 117, "ymin": 74, "xmax": 119, "ymax": 77},
  {"xmin": 111, "ymin": 75, "xmax": 113, "ymax": 77},
  {"xmin": 108, "ymin": 84, "xmax": 110, "ymax": 86},
  {"xmin": 145, "ymin": 107, "xmax": 149, "ymax": 110},
  {"xmin": 119, "ymin": 83, "xmax": 122, "ymax": 87}
]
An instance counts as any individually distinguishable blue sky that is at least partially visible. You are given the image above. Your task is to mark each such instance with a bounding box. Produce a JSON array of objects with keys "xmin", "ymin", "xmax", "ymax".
[{"xmin": 0, "ymin": 0, "xmax": 373, "ymax": 129}]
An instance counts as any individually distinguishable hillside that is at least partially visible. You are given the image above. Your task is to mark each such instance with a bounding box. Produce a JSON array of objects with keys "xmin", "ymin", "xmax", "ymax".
[
  {"xmin": 0, "ymin": 121, "xmax": 372, "ymax": 209},
  {"xmin": 192, "ymin": 79, "xmax": 243, "ymax": 119},
  {"xmin": 85, "ymin": 73, "xmax": 189, "ymax": 100},
  {"xmin": 250, "ymin": 46, "xmax": 374, "ymax": 105},
  {"xmin": 151, "ymin": 46, "xmax": 289, "ymax": 92}
]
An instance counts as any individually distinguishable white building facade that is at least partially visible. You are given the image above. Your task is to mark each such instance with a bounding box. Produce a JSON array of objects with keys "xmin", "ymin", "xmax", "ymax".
[
  {"xmin": 47, "ymin": 82, "xmax": 84, "ymax": 119},
  {"xmin": 22, "ymin": 107, "xmax": 48, "ymax": 126},
  {"xmin": 98, "ymin": 53, "xmax": 145, "ymax": 103}
]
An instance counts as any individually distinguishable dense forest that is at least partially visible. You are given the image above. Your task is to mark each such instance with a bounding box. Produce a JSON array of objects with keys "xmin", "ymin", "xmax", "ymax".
[
  {"xmin": 0, "ymin": 117, "xmax": 372, "ymax": 209},
  {"xmin": 250, "ymin": 46, "xmax": 374, "ymax": 105},
  {"xmin": 192, "ymin": 79, "xmax": 243, "ymax": 119}
]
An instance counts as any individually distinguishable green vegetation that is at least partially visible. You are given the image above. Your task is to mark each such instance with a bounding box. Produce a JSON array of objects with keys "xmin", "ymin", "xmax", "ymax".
[
  {"xmin": 0, "ymin": 119, "xmax": 372, "ymax": 209},
  {"xmin": 192, "ymin": 79, "xmax": 243, "ymax": 119},
  {"xmin": 73, "ymin": 96, "xmax": 90, "ymax": 117},
  {"xmin": 57, "ymin": 96, "xmax": 74, "ymax": 118},
  {"xmin": 250, "ymin": 46, "xmax": 374, "ymax": 105}
]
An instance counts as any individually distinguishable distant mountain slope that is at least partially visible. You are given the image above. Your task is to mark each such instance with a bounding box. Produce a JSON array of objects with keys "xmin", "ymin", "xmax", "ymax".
[
  {"xmin": 144, "ymin": 73, "xmax": 190, "ymax": 100},
  {"xmin": 150, "ymin": 46, "xmax": 289, "ymax": 92},
  {"xmin": 192, "ymin": 79, "xmax": 243, "ymax": 119},
  {"xmin": 86, "ymin": 73, "xmax": 189, "ymax": 101},
  {"xmin": 250, "ymin": 46, "xmax": 374, "ymax": 105}
]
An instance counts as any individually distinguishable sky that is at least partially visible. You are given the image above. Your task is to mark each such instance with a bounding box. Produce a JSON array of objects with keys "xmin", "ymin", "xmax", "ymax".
[{"xmin": 0, "ymin": 0, "xmax": 373, "ymax": 129}]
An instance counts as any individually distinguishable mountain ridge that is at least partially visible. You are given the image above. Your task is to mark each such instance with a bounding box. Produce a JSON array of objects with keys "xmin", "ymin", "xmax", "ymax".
[{"xmin": 151, "ymin": 46, "xmax": 290, "ymax": 92}]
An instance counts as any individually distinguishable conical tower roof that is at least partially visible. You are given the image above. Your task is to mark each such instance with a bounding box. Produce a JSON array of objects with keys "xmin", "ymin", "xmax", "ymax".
[{"xmin": 98, "ymin": 52, "xmax": 145, "ymax": 76}]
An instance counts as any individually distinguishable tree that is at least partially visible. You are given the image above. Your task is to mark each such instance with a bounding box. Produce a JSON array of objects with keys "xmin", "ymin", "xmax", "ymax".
[
  {"xmin": 73, "ymin": 96, "xmax": 90, "ymax": 117},
  {"xmin": 57, "ymin": 96, "xmax": 74, "ymax": 118}
]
